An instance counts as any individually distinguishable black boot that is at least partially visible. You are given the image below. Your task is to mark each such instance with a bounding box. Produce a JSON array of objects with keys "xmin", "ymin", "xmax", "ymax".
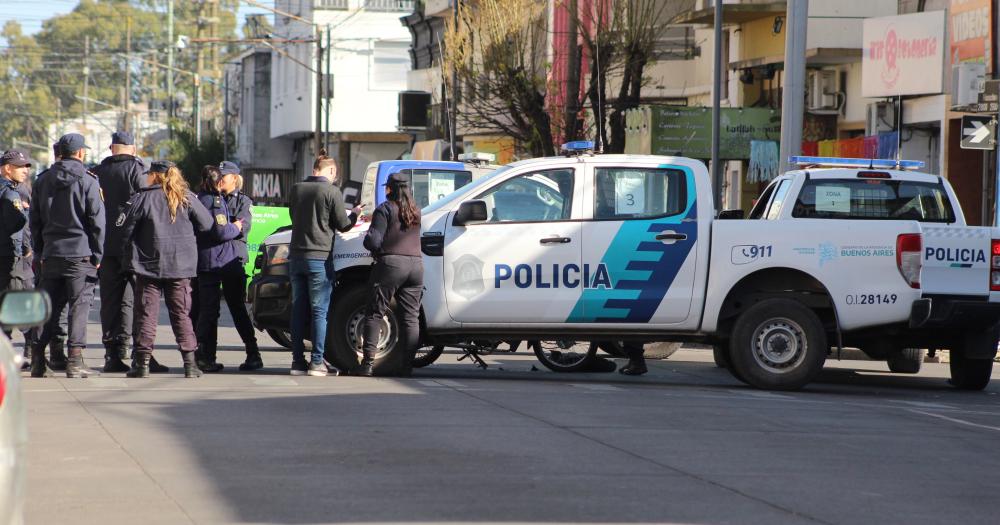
[
  {"xmin": 103, "ymin": 343, "xmax": 131, "ymax": 373},
  {"xmin": 239, "ymin": 347, "xmax": 264, "ymax": 372},
  {"xmin": 619, "ymin": 343, "xmax": 648, "ymax": 376},
  {"xmin": 21, "ymin": 346, "xmax": 30, "ymax": 371},
  {"xmin": 182, "ymin": 351, "xmax": 202, "ymax": 378},
  {"xmin": 196, "ymin": 344, "xmax": 224, "ymax": 373},
  {"xmin": 48, "ymin": 338, "xmax": 67, "ymax": 372},
  {"xmin": 66, "ymin": 347, "xmax": 100, "ymax": 378},
  {"xmin": 30, "ymin": 343, "xmax": 51, "ymax": 378},
  {"xmin": 354, "ymin": 357, "xmax": 375, "ymax": 377},
  {"xmin": 148, "ymin": 355, "xmax": 169, "ymax": 373},
  {"xmin": 127, "ymin": 353, "xmax": 150, "ymax": 378}
]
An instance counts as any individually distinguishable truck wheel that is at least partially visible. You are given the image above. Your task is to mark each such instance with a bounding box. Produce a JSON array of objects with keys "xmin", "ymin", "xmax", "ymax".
[
  {"xmin": 412, "ymin": 346, "xmax": 445, "ymax": 368},
  {"xmin": 327, "ymin": 284, "xmax": 411, "ymax": 376},
  {"xmin": 532, "ymin": 341, "xmax": 597, "ymax": 372},
  {"xmin": 712, "ymin": 345, "xmax": 730, "ymax": 368},
  {"xmin": 266, "ymin": 329, "xmax": 293, "ymax": 349},
  {"xmin": 887, "ymin": 348, "xmax": 926, "ymax": 374},
  {"xmin": 729, "ymin": 299, "xmax": 827, "ymax": 391},
  {"xmin": 645, "ymin": 342, "xmax": 681, "ymax": 360},
  {"xmin": 949, "ymin": 352, "xmax": 993, "ymax": 391}
]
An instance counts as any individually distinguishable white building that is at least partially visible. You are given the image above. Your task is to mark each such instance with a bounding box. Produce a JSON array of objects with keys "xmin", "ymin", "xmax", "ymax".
[
  {"xmin": 46, "ymin": 105, "xmax": 168, "ymax": 166},
  {"xmin": 271, "ymin": 0, "xmax": 415, "ymax": 181}
]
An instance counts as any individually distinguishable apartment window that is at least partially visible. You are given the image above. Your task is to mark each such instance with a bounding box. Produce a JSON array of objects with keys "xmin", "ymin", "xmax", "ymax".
[{"xmin": 363, "ymin": 0, "xmax": 415, "ymax": 12}]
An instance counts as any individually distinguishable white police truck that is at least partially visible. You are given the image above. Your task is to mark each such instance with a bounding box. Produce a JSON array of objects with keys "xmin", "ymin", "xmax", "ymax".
[{"xmin": 256, "ymin": 145, "xmax": 1000, "ymax": 390}]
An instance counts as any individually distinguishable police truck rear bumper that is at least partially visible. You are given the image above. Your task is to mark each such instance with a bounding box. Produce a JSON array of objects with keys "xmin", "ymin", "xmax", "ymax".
[{"xmin": 909, "ymin": 295, "xmax": 1000, "ymax": 331}]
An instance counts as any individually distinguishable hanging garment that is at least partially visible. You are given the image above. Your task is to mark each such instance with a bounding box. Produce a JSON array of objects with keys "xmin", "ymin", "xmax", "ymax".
[
  {"xmin": 748, "ymin": 140, "xmax": 779, "ymax": 183},
  {"xmin": 878, "ymin": 131, "xmax": 899, "ymax": 160},
  {"xmin": 839, "ymin": 137, "xmax": 864, "ymax": 158},
  {"xmin": 801, "ymin": 141, "xmax": 819, "ymax": 156},
  {"xmin": 863, "ymin": 136, "xmax": 879, "ymax": 159}
]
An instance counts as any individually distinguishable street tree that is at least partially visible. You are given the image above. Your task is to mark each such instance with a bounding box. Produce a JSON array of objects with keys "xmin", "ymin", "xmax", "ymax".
[
  {"xmin": 443, "ymin": 0, "xmax": 555, "ymax": 157},
  {"xmin": 0, "ymin": 21, "xmax": 58, "ymax": 150}
]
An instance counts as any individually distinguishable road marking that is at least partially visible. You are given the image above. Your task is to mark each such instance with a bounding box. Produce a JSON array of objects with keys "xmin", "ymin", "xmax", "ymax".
[
  {"xmin": 436, "ymin": 379, "xmax": 465, "ymax": 388},
  {"xmin": 907, "ymin": 409, "xmax": 1000, "ymax": 433},
  {"xmin": 248, "ymin": 377, "xmax": 299, "ymax": 387},
  {"xmin": 418, "ymin": 380, "xmax": 442, "ymax": 387},
  {"xmin": 892, "ymin": 400, "xmax": 956, "ymax": 410},
  {"xmin": 570, "ymin": 383, "xmax": 622, "ymax": 391},
  {"xmin": 728, "ymin": 389, "xmax": 793, "ymax": 399}
]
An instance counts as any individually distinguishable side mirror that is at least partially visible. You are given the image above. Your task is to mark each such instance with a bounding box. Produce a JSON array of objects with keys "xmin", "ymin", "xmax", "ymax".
[
  {"xmin": 453, "ymin": 200, "xmax": 488, "ymax": 226},
  {"xmin": 0, "ymin": 290, "xmax": 51, "ymax": 330},
  {"xmin": 718, "ymin": 209, "xmax": 745, "ymax": 220}
]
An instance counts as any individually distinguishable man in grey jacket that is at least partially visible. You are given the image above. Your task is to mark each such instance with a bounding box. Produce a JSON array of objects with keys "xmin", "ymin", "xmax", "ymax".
[{"xmin": 29, "ymin": 133, "xmax": 105, "ymax": 378}]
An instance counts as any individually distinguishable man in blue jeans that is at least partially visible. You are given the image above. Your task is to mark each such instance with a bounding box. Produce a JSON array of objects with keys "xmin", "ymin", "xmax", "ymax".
[{"xmin": 287, "ymin": 154, "xmax": 363, "ymax": 376}]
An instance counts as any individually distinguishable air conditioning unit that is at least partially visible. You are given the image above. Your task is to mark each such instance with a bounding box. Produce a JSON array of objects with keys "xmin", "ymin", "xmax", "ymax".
[
  {"xmin": 865, "ymin": 101, "xmax": 897, "ymax": 136},
  {"xmin": 807, "ymin": 69, "xmax": 838, "ymax": 112},
  {"xmin": 952, "ymin": 62, "xmax": 987, "ymax": 108}
]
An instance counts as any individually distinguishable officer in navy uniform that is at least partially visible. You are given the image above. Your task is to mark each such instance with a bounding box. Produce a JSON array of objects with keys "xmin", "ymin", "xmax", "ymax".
[
  {"xmin": 13, "ymin": 182, "xmax": 38, "ymax": 370},
  {"xmin": 0, "ymin": 150, "xmax": 32, "ymax": 337},
  {"xmin": 92, "ymin": 131, "xmax": 168, "ymax": 374},
  {"xmin": 195, "ymin": 161, "xmax": 261, "ymax": 372},
  {"xmin": 29, "ymin": 133, "xmax": 105, "ymax": 378}
]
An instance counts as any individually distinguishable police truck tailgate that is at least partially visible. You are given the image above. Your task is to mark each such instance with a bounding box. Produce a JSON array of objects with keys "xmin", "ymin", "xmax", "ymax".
[{"xmin": 920, "ymin": 226, "xmax": 996, "ymax": 297}]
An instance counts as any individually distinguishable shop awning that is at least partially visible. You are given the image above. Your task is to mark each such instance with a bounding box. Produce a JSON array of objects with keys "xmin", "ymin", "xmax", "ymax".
[
  {"xmin": 730, "ymin": 48, "xmax": 863, "ymax": 70},
  {"xmin": 669, "ymin": 2, "xmax": 786, "ymax": 25}
]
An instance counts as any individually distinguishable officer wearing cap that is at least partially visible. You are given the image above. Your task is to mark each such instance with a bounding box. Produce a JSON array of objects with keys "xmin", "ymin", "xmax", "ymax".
[
  {"xmin": 194, "ymin": 161, "xmax": 261, "ymax": 372},
  {"xmin": 91, "ymin": 131, "xmax": 165, "ymax": 373},
  {"xmin": 29, "ymin": 133, "xmax": 105, "ymax": 378},
  {"xmin": 0, "ymin": 150, "xmax": 32, "ymax": 344}
]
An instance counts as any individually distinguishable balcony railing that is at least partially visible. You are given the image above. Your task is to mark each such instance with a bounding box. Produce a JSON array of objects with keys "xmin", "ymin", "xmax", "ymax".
[
  {"xmin": 316, "ymin": 0, "xmax": 349, "ymax": 9},
  {"xmin": 363, "ymin": 0, "xmax": 415, "ymax": 12}
]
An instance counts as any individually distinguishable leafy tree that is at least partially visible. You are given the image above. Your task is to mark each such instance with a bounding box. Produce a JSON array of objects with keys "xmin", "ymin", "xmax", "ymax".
[
  {"xmin": 159, "ymin": 125, "xmax": 226, "ymax": 189},
  {"xmin": 0, "ymin": 21, "xmax": 58, "ymax": 151}
]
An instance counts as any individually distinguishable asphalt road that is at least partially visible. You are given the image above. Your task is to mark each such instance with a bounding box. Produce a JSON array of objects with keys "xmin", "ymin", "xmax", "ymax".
[{"xmin": 18, "ymin": 321, "xmax": 1000, "ymax": 525}]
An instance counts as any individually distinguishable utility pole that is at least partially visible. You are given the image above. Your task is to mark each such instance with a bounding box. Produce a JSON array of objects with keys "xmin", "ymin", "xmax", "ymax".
[
  {"xmin": 315, "ymin": 24, "xmax": 324, "ymax": 158},
  {"xmin": 223, "ymin": 69, "xmax": 229, "ymax": 160},
  {"xmin": 324, "ymin": 24, "xmax": 331, "ymax": 156},
  {"xmin": 167, "ymin": 0, "xmax": 175, "ymax": 133},
  {"xmin": 125, "ymin": 17, "xmax": 132, "ymax": 133},
  {"xmin": 83, "ymin": 35, "xmax": 90, "ymax": 130},
  {"xmin": 450, "ymin": 1, "xmax": 460, "ymax": 161},
  {"xmin": 710, "ymin": 0, "xmax": 723, "ymax": 212},
  {"xmin": 778, "ymin": 0, "xmax": 808, "ymax": 175}
]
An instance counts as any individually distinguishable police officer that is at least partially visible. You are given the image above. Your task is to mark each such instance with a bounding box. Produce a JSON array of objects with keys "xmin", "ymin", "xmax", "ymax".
[
  {"xmin": 0, "ymin": 150, "xmax": 32, "ymax": 341},
  {"xmin": 358, "ymin": 172, "xmax": 422, "ymax": 377},
  {"xmin": 620, "ymin": 342, "xmax": 647, "ymax": 375},
  {"xmin": 29, "ymin": 133, "xmax": 105, "ymax": 378},
  {"xmin": 121, "ymin": 161, "xmax": 214, "ymax": 378},
  {"xmin": 13, "ymin": 181, "xmax": 37, "ymax": 370},
  {"xmin": 195, "ymin": 161, "xmax": 261, "ymax": 372},
  {"xmin": 28, "ymin": 149, "xmax": 69, "ymax": 372},
  {"xmin": 92, "ymin": 131, "xmax": 171, "ymax": 374}
]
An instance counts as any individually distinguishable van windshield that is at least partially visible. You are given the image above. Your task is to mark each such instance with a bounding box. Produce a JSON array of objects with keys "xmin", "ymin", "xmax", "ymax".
[
  {"xmin": 410, "ymin": 169, "xmax": 473, "ymax": 208},
  {"xmin": 791, "ymin": 179, "xmax": 956, "ymax": 223},
  {"xmin": 422, "ymin": 165, "xmax": 513, "ymax": 214}
]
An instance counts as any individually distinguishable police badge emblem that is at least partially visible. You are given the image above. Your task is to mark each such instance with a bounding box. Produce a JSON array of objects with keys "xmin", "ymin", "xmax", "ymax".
[
  {"xmin": 216, "ymin": 213, "xmax": 227, "ymax": 225},
  {"xmin": 115, "ymin": 212, "xmax": 126, "ymax": 227},
  {"xmin": 452, "ymin": 254, "xmax": 485, "ymax": 299},
  {"xmin": 12, "ymin": 199, "xmax": 21, "ymax": 211}
]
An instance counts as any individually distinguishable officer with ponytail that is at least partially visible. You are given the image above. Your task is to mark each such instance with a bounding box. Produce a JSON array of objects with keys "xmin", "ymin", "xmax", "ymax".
[{"xmin": 357, "ymin": 172, "xmax": 423, "ymax": 377}]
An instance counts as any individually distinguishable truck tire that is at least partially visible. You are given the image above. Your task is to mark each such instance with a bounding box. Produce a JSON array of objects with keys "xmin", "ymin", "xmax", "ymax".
[
  {"xmin": 532, "ymin": 341, "xmax": 598, "ymax": 372},
  {"xmin": 949, "ymin": 351, "xmax": 993, "ymax": 391},
  {"xmin": 729, "ymin": 298, "xmax": 827, "ymax": 391},
  {"xmin": 327, "ymin": 284, "xmax": 411, "ymax": 376},
  {"xmin": 412, "ymin": 345, "xmax": 445, "ymax": 368},
  {"xmin": 712, "ymin": 345, "xmax": 730, "ymax": 368},
  {"xmin": 887, "ymin": 348, "xmax": 926, "ymax": 374},
  {"xmin": 645, "ymin": 342, "xmax": 681, "ymax": 360},
  {"xmin": 266, "ymin": 329, "xmax": 293, "ymax": 349}
]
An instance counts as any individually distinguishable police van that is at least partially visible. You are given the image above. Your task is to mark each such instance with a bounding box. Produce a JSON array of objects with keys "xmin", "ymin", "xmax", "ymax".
[
  {"xmin": 249, "ymin": 156, "xmax": 496, "ymax": 348},
  {"xmin": 256, "ymin": 145, "xmax": 1000, "ymax": 390}
]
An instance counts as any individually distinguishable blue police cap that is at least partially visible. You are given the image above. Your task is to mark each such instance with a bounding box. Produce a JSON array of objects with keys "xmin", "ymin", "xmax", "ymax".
[
  {"xmin": 147, "ymin": 160, "xmax": 176, "ymax": 174},
  {"xmin": 385, "ymin": 172, "xmax": 410, "ymax": 185},
  {"xmin": 218, "ymin": 161, "xmax": 240, "ymax": 176},
  {"xmin": 111, "ymin": 131, "xmax": 135, "ymax": 145},
  {"xmin": 0, "ymin": 150, "xmax": 32, "ymax": 168},
  {"xmin": 56, "ymin": 133, "xmax": 90, "ymax": 154}
]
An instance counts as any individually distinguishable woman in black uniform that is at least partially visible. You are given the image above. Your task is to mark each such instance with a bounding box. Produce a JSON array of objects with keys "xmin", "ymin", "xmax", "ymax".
[{"xmin": 357, "ymin": 172, "xmax": 423, "ymax": 377}]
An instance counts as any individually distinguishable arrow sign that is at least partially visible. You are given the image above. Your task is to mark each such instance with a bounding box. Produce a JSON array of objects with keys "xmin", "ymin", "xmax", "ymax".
[
  {"xmin": 961, "ymin": 115, "xmax": 996, "ymax": 150},
  {"xmin": 966, "ymin": 121, "xmax": 991, "ymax": 143}
]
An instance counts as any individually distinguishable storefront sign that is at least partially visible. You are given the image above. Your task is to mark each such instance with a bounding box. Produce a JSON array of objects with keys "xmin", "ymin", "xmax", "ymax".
[
  {"xmin": 863, "ymin": 11, "xmax": 946, "ymax": 97},
  {"xmin": 950, "ymin": 0, "xmax": 992, "ymax": 72},
  {"xmin": 244, "ymin": 168, "xmax": 295, "ymax": 206},
  {"xmin": 626, "ymin": 106, "xmax": 780, "ymax": 160}
]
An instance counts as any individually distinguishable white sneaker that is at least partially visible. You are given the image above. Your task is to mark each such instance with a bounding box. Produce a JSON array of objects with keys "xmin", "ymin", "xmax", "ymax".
[{"xmin": 307, "ymin": 362, "xmax": 328, "ymax": 377}]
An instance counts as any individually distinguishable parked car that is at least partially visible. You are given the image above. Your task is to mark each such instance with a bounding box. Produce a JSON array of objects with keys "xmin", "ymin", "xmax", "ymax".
[{"xmin": 1, "ymin": 289, "xmax": 52, "ymax": 525}]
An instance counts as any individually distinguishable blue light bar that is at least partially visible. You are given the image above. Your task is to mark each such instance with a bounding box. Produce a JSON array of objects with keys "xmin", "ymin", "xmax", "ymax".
[
  {"xmin": 561, "ymin": 140, "xmax": 595, "ymax": 152},
  {"xmin": 789, "ymin": 156, "xmax": 925, "ymax": 170}
]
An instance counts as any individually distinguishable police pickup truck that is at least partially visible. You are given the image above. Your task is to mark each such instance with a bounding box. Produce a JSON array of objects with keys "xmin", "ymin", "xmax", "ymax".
[{"xmin": 255, "ymin": 146, "xmax": 1000, "ymax": 391}]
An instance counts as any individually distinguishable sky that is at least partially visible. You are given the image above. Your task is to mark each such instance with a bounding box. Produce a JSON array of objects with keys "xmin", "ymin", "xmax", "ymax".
[{"xmin": 0, "ymin": 0, "xmax": 273, "ymax": 40}]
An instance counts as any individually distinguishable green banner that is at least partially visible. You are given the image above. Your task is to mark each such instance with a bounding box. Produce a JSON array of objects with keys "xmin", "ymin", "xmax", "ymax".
[
  {"xmin": 628, "ymin": 106, "xmax": 781, "ymax": 160},
  {"xmin": 245, "ymin": 205, "xmax": 292, "ymax": 277}
]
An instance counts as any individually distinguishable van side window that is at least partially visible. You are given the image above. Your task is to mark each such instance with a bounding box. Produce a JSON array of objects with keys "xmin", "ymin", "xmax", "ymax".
[
  {"xmin": 478, "ymin": 169, "xmax": 575, "ymax": 222},
  {"xmin": 360, "ymin": 164, "xmax": 378, "ymax": 211},
  {"xmin": 764, "ymin": 179, "xmax": 791, "ymax": 220},
  {"xmin": 593, "ymin": 167, "xmax": 686, "ymax": 220},
  {"xmin": 748, "ymin": 181, "xmax": 777, "ymax": 220}
]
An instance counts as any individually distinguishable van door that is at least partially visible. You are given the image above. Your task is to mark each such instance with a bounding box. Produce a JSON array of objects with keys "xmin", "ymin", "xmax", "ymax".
[
  {"xmin": 573, "ymin": 164, "xmax": 698, "ymax": 325},
  {"xmin": 443, "ymin": 167, "xmax": 583, "ymax": 323}
]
